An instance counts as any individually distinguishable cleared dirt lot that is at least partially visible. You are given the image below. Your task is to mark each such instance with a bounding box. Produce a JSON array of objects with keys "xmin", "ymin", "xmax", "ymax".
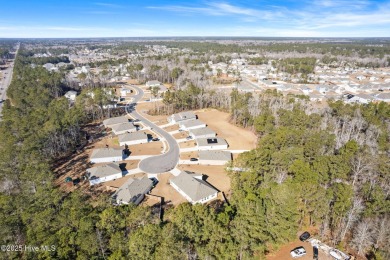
[
  {"xmin": 150, "ymin": 173, "xmax": 188, "ymax": 205},
  {"xmin": 266, "ymin": 239, "xmax": 334, "ymax": 260},
  {"xmin": 180, "ymin": 151, "xmax": 199, "ymax": 160},
  {"xmin": 136, "ymin": 101, "xmax": 168, "ymax": 124},
  {"xmin": 130, "ymin": 141, "xmax": 164, "ymax": 156},
  {"xmin": 195, "ymin": 109, "xmax": 257, "ymax": 150},
  {"xmin": 179, "ymin": 140, "xmax": 197, "ymax": 149},
  {"xmin": 173, "ymin": 131, "xmax": 189, "ymax": 139},
  {"xmin": 178, "ymin": 164, "xmax": 231, "ymax": 194},
  {"xmin": 163, "ymin": 124, "xmax": 179, "ymax": 132}
]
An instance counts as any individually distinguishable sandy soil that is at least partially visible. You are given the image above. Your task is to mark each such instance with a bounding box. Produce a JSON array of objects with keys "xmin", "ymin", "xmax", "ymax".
[
  {"xmin": 177, "ymin": 165, "xmax": 230, "ymax": 194},
  {"xmin": 180, "ymin": 151, "xmax": 199, "ymax": 160},
  {"xmin": 266, "ymin": 239, "xmax": 334, "ymax": 260},
  {"xmin": 150, "ymin": 173, "xmax": 188, "ymax": 205},
  {"xmin": 195, "ymin": 109, "xmax": 257, "ymax": 150},
  {"xmin": 163, "ymin": 124, "xmax": 180, "ymax": 132},
  {"xmin": 130, "ymin": 141, "xmax": 164, "ymax": 156},
  {"xmin": 179, "ymin": 140, "xmax": 197, "ymax": 149},
  {"xmin": 136, "ymin": 101, "xmax": 168, "ymax": 123},
  {"xmin": 173, "ymin": 132, "xmax": 189, "ymax": 139}
]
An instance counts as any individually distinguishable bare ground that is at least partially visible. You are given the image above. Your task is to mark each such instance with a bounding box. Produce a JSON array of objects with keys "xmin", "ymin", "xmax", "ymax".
[
  {"xmin": 150, "ymin": 173, "xmax": 188, "ymax": 206},
  {"xmin": 179, "ymin": 140, "xmax": 197, "ymax": 149},
  {"xmin": 180, "ymin": 151, "xmax": 199, "ymax": 160},
  {"xmin": 130, "ymin": 141, "xmax": 164, "ymax": 156},
  {"xmin": 195, "ymin": 109, "xmax": 257, "ymax": 150}
]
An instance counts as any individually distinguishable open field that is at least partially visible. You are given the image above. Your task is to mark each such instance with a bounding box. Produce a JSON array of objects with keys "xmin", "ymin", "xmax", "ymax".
[
  {"xmin": 179, "ymin": 140, "xmax": 197, "ymax": 149},
  {"xmin": 195, "ymin": 109, "xmax": 257, "ymax": 150},
  {"xmin": 178, "ymin": 164, "xmax": 230, "ymax": 194},
  {"xmin": 150, "ymin": 173, "xmax": 188, "ymax": 206},
  {"xmin": 131, "ymin": 141, "xmax": 164, "ymax": 156},
  {"xmin": 136, "ymin": 101, "xmax": 168, "ymax": 123}
]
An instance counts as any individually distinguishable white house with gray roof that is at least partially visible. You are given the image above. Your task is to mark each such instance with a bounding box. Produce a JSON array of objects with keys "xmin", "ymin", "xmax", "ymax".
[
  {"xmin": 87, "ymin": 163, "xmax": 122, "ymax": 186},
  {"xmin": 103, "ymin": 116, "xmax": 129, "ymax": 128},
  {"xmin": 346, "ymin": 93, "xmax": 373, "ymax": 104},
  {"xmin": 118, "ymin": 131, "xmax": 149, "ymax": 146},
  {"xmin": 179, "ymin": 120, "xmax": 206, "ymax": 131},
  {"xmin": 196, "ymin": 137, "xmax": 228, "ymax": 150},
  {"xmin": 169, "ymin": 111, "xmax": 197, "ymax": 124},
  {"xmin": 113, "ymin": 177, "xmax": 153, "ymax": 205},
  {"xmin": 146, "ymin": 80, "xmax": 162, "ymax": 87},
  {"xmin": 189, "ymin": 127, "xmax": 216, "ymax": 139},
  {"xmin": 111, "ymin": 122, "xmax": 136, "ymax": 135},
  {"xmin": 90, "ymin": 148, "xmax": 123, "ymax": 163},
  {"xmin": 170, "ymin": 171, "xmax": 218, "ymax": 204},
  {"xmin": 198, "ymin": 150, "xmax": 232, "ymax": 165}
]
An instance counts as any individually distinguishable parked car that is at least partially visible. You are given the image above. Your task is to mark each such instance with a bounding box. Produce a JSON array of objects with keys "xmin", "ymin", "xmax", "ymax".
[
  {"xmin": 152, "ymin": 138, "xmax": 160, "ymax": 142},
  {"xmin": 186, "ymin": 136, "xmax": 193, "ymax": 140},
  {"xmin": 178, "ymin": 129, "xmax": 184, "ymax": 132},
  {"xmin": 299, "ymin": 231, "xmax": 311, "ymax": 242},
  {"xmin": 313, "ymin": 246, "xmax": 319, "ymax": 260},
  {"xmin": 290, "ymin": 247, "xmax": 306, "ymax": 258},
  {"xmin": 190, "ymin": 158, "xmax": 198, "ymax": 161}
]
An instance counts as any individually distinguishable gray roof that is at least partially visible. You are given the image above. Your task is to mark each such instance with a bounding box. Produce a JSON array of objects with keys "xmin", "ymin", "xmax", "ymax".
[
  {"xmin": 118, "ymin": 131, "xmax": 148, "ymax": 143},
  {"xmin": 91, "ymin": 148, "xmax": 123, "ymax": 159},
  {"xmin": 111, "ymin": 122, "xmax": 136, "ymax": 133},
  {"xmin": 190, "ymin": 127, "xmax": 216, "ymax": 137},
  {"xmin": 103, "ymin": 116, "xmax": 129, "ymax": 127},
  {"xmin": 146, "ymin": 80, "xmax": 161, "ymax": 86},
  {"xmin": 170, "ymin": 171, "xmax": 218, "ymax": 202},
  {"xmin": 87, "ymin": 163, "xmax": 122, "ymax": 179},
  {"xmin": 180, "ymin": 119, "xmax": 206, "ymax": 128},
  {"xmin": 199, "ymin": 150, "xmax": 232, "ymax": 161},
  {"xmin": 375, "ymin": 92, "xmax": 390, "ymax": 100},
  {"xmin": 197, "ymin": 137, "xmax": 228, "ymax": 147},
  {"xmin": 114, "ymin": 177, "xmax": 153, "ymax": 204},
  {"xmin": 172, "ymin": 111, "xmax": 196, "ymax": 122}
]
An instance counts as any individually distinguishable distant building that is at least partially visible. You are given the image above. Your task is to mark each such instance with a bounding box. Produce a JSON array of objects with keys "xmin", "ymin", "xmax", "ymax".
[
  {"xmin": 198, "ymin": 150, "xmax": 232, "ymax": 165},
  {"xmin": 118, "ymin": 131, "xmax": 149, "ymax": 146},
  {"xmin": 103, "ymin": 116, "xmax": 129, "ymax": 128},
  {"xmin": 179, "ymin": 120, "xmax": 206, "ymax": 131},
  {"xmin": 146, "ymin": 80, "xmax": 161, "ymax": 87},
  {"xmin": 87, "ymin": 163, "xmax": 122, "ymax": 186},
  {"xmin": 111, "ymin": 122, "xmax": 137, "ymax": 135},
  {"xmin": 374, "ymin": 92, "xmax": 390, "ymax": 102},
  {"xmin": 169, "ymin": 111, "xmax": 197, "ymax": 124},
  {"xmin": 189, "ymin": 127, "xmax": 216, "ymax": 139},
  {"xmin": 196, "ymin": 137, "xmax": 228, "ymax": 150},
  {"xmin": 113, "ymin": 177, "xmax": 153, "ymax": 205},
  {"xmin": 170, "ymin": 171, "xmax": 218, "ymax": 204},
  {"xmin": 90, "ymin": 148, "xmax": 123, "ymax": 163},
  {"xmin": 346, "ymin": 93, "xmax": 373, "ymax": 104},
  {"xmin": 64, "ymin": 90, "xmax": 77, "ymax": 102}
]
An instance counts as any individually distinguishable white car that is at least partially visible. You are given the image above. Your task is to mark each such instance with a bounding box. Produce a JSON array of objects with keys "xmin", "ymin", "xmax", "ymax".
[{"xmin": 290, "ymin": 247, "xmax": 306, "ymax": 258}]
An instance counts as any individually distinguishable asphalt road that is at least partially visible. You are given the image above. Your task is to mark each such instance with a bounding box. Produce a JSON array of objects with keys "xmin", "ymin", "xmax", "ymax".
[
  {"xmin": 126, "ymin": 86, "xmax": 180, "ymax": 173},
  {"xmin": 0, "ymin": 44, "xmax": 19, "ymax": 116}
]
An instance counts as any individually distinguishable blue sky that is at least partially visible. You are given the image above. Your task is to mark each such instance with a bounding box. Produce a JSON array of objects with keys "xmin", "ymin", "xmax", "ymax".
[{"xmin": 0, "ymin": 0, "xmax": 389, "ymax": 37}]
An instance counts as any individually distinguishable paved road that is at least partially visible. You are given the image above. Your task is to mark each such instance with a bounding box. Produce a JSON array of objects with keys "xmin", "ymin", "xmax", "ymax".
[
  {"xmin": 0, "ymin": 43, "xmax": 19, "ymax": 116},
  {"xmin": 125, "ymin": 86, "xmax": 180, "ymax": 173}
]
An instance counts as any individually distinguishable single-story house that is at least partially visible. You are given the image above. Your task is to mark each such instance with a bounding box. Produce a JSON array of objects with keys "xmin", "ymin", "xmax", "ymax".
[
  {"xmin": 170, "ymin": 171, "xmax": 218, "ymax": 204},
  {"xmin": 179, "ymin": 119, "xmax": 206, "ymax": 131},
  {"xmin": 189, "ymin": 127, "xmax": 216, "ymax": 139},
  {"xmin": 120, "ymin": 87, "xmax": 133, "ymax": 97},
  {"xmin": 146, "ymin": 80, "xmax": 162, "ymax": 88},
  {"xmin": 198, "ymin": 150, "xmax": 232, "ymax": 165},
  {"xmin": 118, "ymin": 131, "xmax": 149, "ymax": 146},
  {"xmin": 374, "ymin": 92, "xmax": 390, "ymax": 102},
  {"xmin": 87, "ymin": 163, "xmax": 123, "ymax": 186},
  {"xmin": 103, "ymin": 116, "xmax": 129, "ymax": 128},
  {"xmin": 346, "ymin": 93, "xmax": 373, "ymax": 104},
  {"xmin": 64, "ymin": 90, "xmax": 77, "ymax": 102},
  {"xmin": 111, "ymin": 122, "xmax": 137, "ymax": 135},
  {"xmin": 196, "ymin": 137, "xmax": 228, "ymax": 150},
  {"xmin": 168, "ymin": 111, "xmax": 197, "ymax": 124},
  {"xmin": 90, "ymin": 148, "xmax": 123, "ymax": 163},
  {"xmin": 113, "ymin": 177, "xmax": 153, "ymax": 205}
]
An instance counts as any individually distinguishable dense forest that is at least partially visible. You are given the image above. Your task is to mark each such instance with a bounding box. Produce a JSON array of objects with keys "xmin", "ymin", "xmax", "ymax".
[{"xmin": 0, "ymin": 46, "xmax": 389, "ymax": 260}]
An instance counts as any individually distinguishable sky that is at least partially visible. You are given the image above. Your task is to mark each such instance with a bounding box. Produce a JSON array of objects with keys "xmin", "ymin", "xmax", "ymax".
[{"xmin": 0, "ymin": 0, "xmax": 390, "ymax": 38}]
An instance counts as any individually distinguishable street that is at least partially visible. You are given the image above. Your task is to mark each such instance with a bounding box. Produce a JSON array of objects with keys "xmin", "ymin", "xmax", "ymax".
[{"xmin": 0, "ymin": 43, "xmax": 19, "ymax": 116}]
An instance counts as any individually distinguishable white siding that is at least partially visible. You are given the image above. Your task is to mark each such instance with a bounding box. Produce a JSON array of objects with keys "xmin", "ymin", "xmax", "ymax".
[
  {"xmin": 113, "ymin": 128, "xmax": 137, "ymax": 136},
  {"xmin": 197, "ymin": 144, "xmax": 228, "ymax": 151},
  {"xmin": 89, "ymin": 172, "xmax": 123, "ymax": 185},
  {"xmin": 90, "ymin": 156, "xmax": 123, "ymax": 164},
  {"xmin": 198, "ymin": 159, "xmax": 228, "ymax": 166}
]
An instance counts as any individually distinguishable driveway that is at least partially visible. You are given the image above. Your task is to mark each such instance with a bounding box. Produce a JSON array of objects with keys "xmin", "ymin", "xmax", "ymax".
[{"xmin": 125, "ymin": 86, "xmax": 180, "ymax": 173}]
